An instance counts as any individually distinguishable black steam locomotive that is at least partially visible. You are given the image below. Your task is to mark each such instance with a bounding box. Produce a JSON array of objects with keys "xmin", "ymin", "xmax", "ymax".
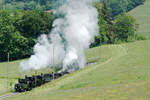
[{"xmin": 14, "ymin": 71, "xmax": 69, "ymax": 92}]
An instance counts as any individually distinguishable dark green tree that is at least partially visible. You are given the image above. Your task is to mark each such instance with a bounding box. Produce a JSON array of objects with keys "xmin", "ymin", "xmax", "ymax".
[
  {"xmin": 102, "ymin": 0, "xmax": 114, "ymax": 44},
  {"xmin": 94, "ymin": 2, "xmax": 108, "ymax": 45},
  {"xmin": 113, "ymin": 14, "xmax": 138, "ymax": 42},
  {"xmin": 17, "ymin": 11, "xmax": 54, "ymax": 38},
  {"xmin": 0, "ymin": 10, "xmax": 30, "ymax": 61}
]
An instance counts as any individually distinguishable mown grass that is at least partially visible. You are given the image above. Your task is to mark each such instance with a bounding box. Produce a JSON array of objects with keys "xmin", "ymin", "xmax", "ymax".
[
  {"xmin": 5, "ymin": 40, "xmax": 150, "ymax": 100},
  {"xmin": 129, "ymin": 0, "xmax": 150, "ymax": 38}
]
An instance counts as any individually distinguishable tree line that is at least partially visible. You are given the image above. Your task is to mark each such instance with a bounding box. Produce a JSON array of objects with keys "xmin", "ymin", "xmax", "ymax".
[
  {"xmin": 1, "ymin": 0, "xmax": 145, "ymax": 13},
  {"xmin": 1, "ymin": 0, "xmax": 64, "ymax": 10},
  {"xmin": 105, "ymin": 0, "xmax": 145, "ymax": 17},
  {"xmin": 0, "ymin": 1, "xmax": 147, "ymax": 61},
  {"xmin": 0, "ymin": 10, "xmax": 54, "ymax": 61},
  {"xmin": 91, "ymin": 1, "xmax": 146, "ymax": 47}
]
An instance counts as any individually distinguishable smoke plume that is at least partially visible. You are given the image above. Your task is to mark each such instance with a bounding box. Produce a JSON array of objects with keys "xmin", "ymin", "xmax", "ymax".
[{"xmin": 20, "ymin": 0, "xmax": 99, "ymax": 72}]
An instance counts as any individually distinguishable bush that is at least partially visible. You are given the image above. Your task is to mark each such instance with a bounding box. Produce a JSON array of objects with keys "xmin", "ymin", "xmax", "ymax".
[
  {"xmin": 135, "ymin": 34, "xmax": 147, "ymax": 40},
  {"xmin": 113, "ymin": 14, "xmax": 138, "ymax": 42}
]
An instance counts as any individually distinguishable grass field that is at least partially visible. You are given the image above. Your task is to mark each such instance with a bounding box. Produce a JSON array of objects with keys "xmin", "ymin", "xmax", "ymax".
[
  {"xmin": 129, "ymin": 0, "xmax": 150, "ymax": 38},
  {"xmin": 0, "ymin": 59, "xmax": 53, "ymax": 94},
  {"xmin": 1, "ymin": 40, "xmax": 149, "ymax": 100}
]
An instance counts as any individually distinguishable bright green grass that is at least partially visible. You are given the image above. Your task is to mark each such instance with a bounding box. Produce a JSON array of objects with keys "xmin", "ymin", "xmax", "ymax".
[
  {"xmin": 0, "ymin": 59, "xmax": 53, "ymax": 94},
  {"xmin": 5, "ymin": 40, "xmax": 150, "ymax": 100},
  {"xmin": 129, "ymin": 0, "xmax": 150, "ymax": 38},
  {"xmin": 0, "ymin": 59, "xmax": 21, "ymax": 94}
]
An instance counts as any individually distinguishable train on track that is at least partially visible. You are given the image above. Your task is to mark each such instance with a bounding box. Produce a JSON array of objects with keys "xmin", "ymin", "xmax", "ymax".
[{"xmin": 14, "ymin": 71, "xmax": 69, "ymax": 92}]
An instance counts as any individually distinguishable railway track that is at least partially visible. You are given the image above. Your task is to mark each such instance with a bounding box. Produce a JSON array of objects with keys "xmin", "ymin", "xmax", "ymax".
[{"xmin": 0, "ymin": 93, "xmax": 19, "ymax": 100}]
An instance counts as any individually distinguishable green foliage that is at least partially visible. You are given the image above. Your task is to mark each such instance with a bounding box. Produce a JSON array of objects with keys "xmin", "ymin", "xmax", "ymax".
[
  {"xmin": 94, "ymin": 2, "xmax": 139, "ymax": 46},
  {"xmin": 24, "ymin": 1, "xmax": 36, "ymax": 10},
  {"xmin": 108, "ymin": 0, "xmax": 145, "ymax": 17},
  {"xmin": 94, "ymin": 2, "xmax": 113, "ymax": 46},
  {"xmin": 5, "ymin": 40, "xmax": 150, "ymax": 100},
  {"xmin": 0, "ymin": 10, "xmax": 30, "ymax": 61},
  {"xmin": 135, "ymin": 34, "xmax": 147, "ymax": 40},
  {"xmin": 2, "ymin": 0, "xmax": 145, "ymax": 16},
  {"xmin": 4, "ymin": 0, "xmax": 64, "ymax": 10},
  {"xmin": 17, "ymin": 11, "xmax": 54, "ymax": 38},
  {"xmin": 113, "ymin": 14, "xmax": 138, "ymax": 42},
  {"xmin": 0, "ymin": 10, "xmax": 54, "ymax": 61},
  {"xmin": 93, "ymin": 2, "xmax": 107, "ymax": 46}
]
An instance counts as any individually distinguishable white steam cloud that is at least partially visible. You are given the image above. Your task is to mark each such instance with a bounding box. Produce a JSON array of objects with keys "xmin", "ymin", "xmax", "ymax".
[{"xmin": 20, "ymin": 0, "xmax": 99, "ymax": 72}]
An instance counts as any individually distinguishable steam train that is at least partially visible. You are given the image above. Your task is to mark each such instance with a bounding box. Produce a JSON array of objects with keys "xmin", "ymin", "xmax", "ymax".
[{"xmin": 14, "ymin": 71, "xmax": 69, "ymax": 92}]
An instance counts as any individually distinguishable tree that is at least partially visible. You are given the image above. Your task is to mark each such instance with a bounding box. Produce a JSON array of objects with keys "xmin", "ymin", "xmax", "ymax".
[
  {"xmin": 24, "ymin": 1, "xmax": 36, "ymax": 10},
  {"xmin": 94, "ymin": 2, "xmax": 108, "ymax": 46},
  {"xmin": 4, "ymin": 0, "xmax": 63, "ymax": 10},
  {"xmin": 93, "ymin": 1, "xmax": 114, "ymax": 46},
  {"xmin": 0, "ymin": 10, "xmax": 30, "ymax": 61},
  {"xmin": 93, "ymin": 1, "xmax": 139, "ymax": 46},
  {"xmin": 0, "ymin": 10, "xmax": 56, "ymax": 61},
  {"xmin": 113, "ymin": 14, "xmax": 138, "ymax": 42},
  {"xmin": 102, "ymin": 0, "xmax": 114, "ymax": 44},
  {"xmin": 17, "ymin": 11, "xmax": 54, "ymax": 38}
]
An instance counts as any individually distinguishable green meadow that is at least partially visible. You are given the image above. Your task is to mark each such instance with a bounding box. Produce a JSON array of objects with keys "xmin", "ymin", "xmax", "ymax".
[
  {"xmin": 0, "ymin": 0, "xmax": 150, "ymax": 99},
  {"xmin": 129, "ymin": 0, "xmax": 150, "ymax": 38},
  {"xmin": 0, "ymin": 40, "xmax": 149, "ymax": 100},
  {"xmin": 0, "ymin": 59, "xmax": 52, "ymax": 94}
]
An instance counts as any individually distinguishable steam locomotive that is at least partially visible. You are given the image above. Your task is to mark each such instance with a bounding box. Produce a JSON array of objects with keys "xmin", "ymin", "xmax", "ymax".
[{"xmin": 14, "ymin": 71, "xmax": 69, "ymax": 92}]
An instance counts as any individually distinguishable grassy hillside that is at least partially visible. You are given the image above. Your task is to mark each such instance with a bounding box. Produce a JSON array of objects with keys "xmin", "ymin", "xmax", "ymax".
[
  {"xmin": 129, "ymin": 0, "xmax": 150, "ymax": 38},
  {"xmin": 4, "ymin": 40, "xmax": 150, "ymax": 100},
  {"xmin": 0, "ymin": 59, "xmax": 53, "ymax": 94}
]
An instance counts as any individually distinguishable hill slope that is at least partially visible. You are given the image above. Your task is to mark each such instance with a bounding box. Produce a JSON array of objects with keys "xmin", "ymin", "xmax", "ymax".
[
  {"xmin": 5, "ymin": 40, "xmax": 150, "ymax": 100},
  {"xmin": 129, "ymin": 0, "xmax": 150, "ymax": 38}
]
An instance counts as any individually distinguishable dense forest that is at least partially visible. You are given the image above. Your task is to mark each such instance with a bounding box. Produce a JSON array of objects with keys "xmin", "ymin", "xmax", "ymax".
[
  {"xmin": 107, "ymin": 0, "xmax": 145, "ymax": 16},
  {"xmin": 0, "ymin": 10, "xmax": 55, "ymax": 61},
  {"xmin": 0, "ymin": 0, "xmax": 145, "ymax": 16},
  {"xmin": 1, "ymin": 0, "xmax": 65, "ymax": 10},
  {"xmin": 0, "ymin": 0, "xmax": 146, "ymax": 61}
]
